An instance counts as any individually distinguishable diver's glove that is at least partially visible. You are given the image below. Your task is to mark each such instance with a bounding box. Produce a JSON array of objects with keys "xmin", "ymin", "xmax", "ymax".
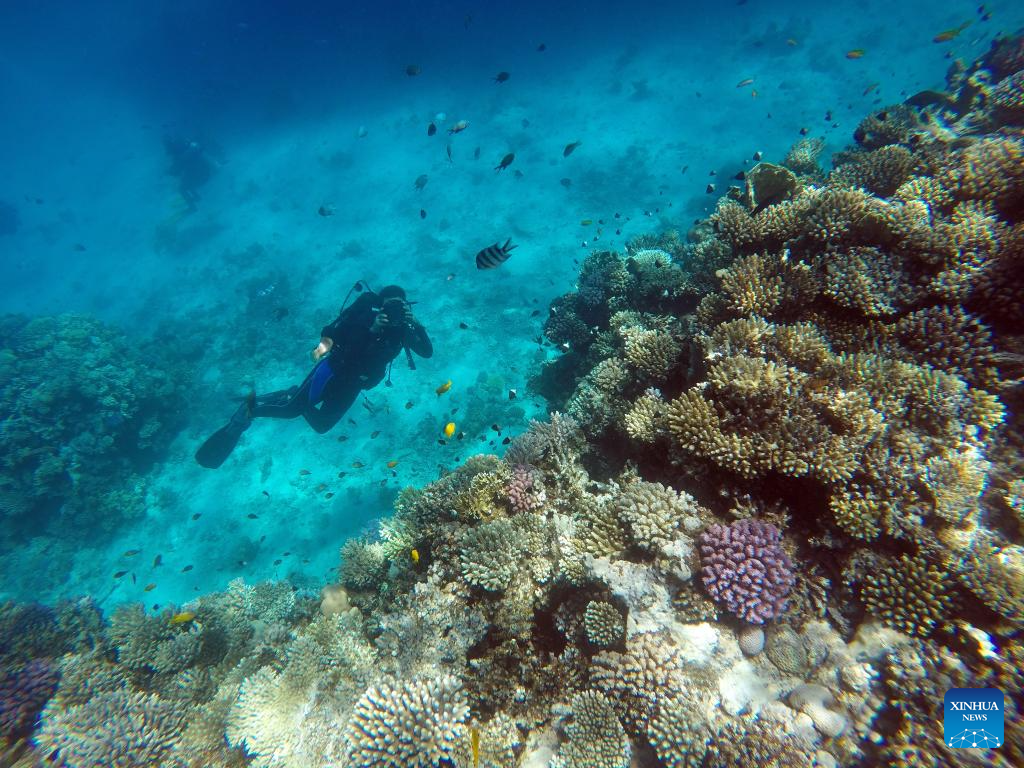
[{"xmin": 311, "ymin": 336, "xmax": 333, "ymax": 362}]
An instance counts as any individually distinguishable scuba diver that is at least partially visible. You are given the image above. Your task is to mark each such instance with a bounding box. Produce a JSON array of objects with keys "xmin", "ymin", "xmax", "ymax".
[{"xmin": 196, "ymin": 282, "xmax": 432, "ymax": 469}]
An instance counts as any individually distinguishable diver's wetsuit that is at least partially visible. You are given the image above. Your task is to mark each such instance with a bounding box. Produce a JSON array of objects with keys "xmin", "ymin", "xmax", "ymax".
[{"xmin": 250, "ymin": 292, "xmax": 433, "ymax": 434}]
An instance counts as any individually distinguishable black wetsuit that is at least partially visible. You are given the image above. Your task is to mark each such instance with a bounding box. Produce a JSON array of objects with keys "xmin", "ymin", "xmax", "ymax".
[{"xmin": 251, "ymin": 292, "xmax": 433, "ymax": 433}]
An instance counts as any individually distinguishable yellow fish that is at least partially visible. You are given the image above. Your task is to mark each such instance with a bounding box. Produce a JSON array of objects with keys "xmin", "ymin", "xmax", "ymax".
[
  {"xmin": 144, "ymin": 583, "xmax": 157, "ymax": 592},
  {"xmin": 846, "ymin": 48, "xmax": 866, "ymax": 59},
  {"xmin": 934, "ymin": 21, "xmax": 971, "ymax": 43},
  {"xmin": 387, "ymin": 460, "xmax": 399, "ymax": 468},
  {"xmin": 436, "ymin": 379, "xmax": 452, "ymax": 396},
  {"xmin": 471, "ymin": 727, "xmax": 480, "ymax": 767},
  {"xmin": 410, "ymin": 548, "xmax": 420, "ymax": 564},
  {"xmin": 169, "ymin": 611, "xmax": 195, "ymax": 625},
  {"xmin": 580, "ymin": 219, "xmax": 592, "ymax": 226},
  {"xmin": 444, "ymin": 422, "xmax": 456, "ymax": 438}
]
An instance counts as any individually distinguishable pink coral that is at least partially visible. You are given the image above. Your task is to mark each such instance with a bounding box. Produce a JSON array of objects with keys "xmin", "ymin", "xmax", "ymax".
[{"xmin": 507, "ymin": 464, "xmax": 546, "ymax": 514}]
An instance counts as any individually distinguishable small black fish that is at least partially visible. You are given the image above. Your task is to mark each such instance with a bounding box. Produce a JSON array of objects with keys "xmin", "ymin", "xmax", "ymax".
[
  {"xmin": 502, "ymin": 436, "xmax": 511, "ymax": 444},
  {"xmin": 446, "ymin": 144, "xmax": 453, "ymax": 163},
  {"xmin": 73, "ymin": 243, "xmax": 87, "ymax": 252},
  {"xmin": 274, "ymin": 559, "xmax": 282, "ymax": 566},
  {"xmin": 406, "ymin": 64, "xmax": 421, "ymax": 76},
  {"xmin": 473, "ymin": 146, "xmax": 481, "ymax": 160},
  {"xmin": 420, "ymin": 209, "xmax": 427, "ymax": 219},
  {"xmin": 753, "ymin": 151, "xmax": 763, "ymax": 161},
  {"xmin": 153, "ymin": 554, "xmax": 162, "ymax": 567},
  {"xmin": 459, "ymin": 322, "xmax": 469, "ymax": 329},
  {"xmin": 114, "ymin": 570, "xmax": 128, "ymax": 579},
  {"xmin": 563, "ymin": 141, "xmax": 582, "ymax": 157},
  {"xmin": 508, "ymin": 389, "xmax": 517, "ymax": 400},
  {"xmin": 182, "ymin": 565, "xmax": 194, "ymax": 572},
  {"xmin": 370, "ymin": 430, "xmax": 381, "ymax": 439},
  {"xmin": 734, "ymin": 171, "xmax": 745, "ymax": 180},
  {"xmin": 427, "ymin": 122, "xmax": 437, "ymax": 136},
  {"xmin": 260, "ymin": 535, "xmax": 266, "ymax": 543},
  {"xmin": 560, "ymin": 177, "xmax": 572, "ymax": 188},
  {"xmin": 318, "ymin": 205, "xmax": 334, "ymax": 217},
  {"xmin": 405, "ymin": 401, "xmax": 414, "ymax": 409},
  {"xmin": 799, "ymin": 127, "xmax": 809, "ymax": 136},
  {"xmin": 247, "ymin": 513, "xmax": 258, "ymax": 519},
  {"xmin": 262, "ymin": 490, "xmax": 270, "ymax": 498},
  {"xmin": 706, "ymin": 183, "xmax": 716, "ymax": 193},
  {"xmin": 495, "ymin": 152, "xmax": 515, "ymax": 172},
  {"xmin": 537, "ymin": 42, "xmax": 546, "ymax": 51},
  {"xmin": 530, "ymin": 309, "xmax": 540, "ymax": 317},
  {"xmin": 414, "ymin": 174, "xmax": 429, "ymax": 191},
  {"xmin": 338, "ymin": 435, "xmax": 348, "ymax": 442},
  {"xmin": 493, "ymin": 71, "xmax": 511, "ymax": 83},
  {"xmin": 521, "ymin": 118, "xmax": 530, "ymax": 128},
  {"xmin": 491, "ymin": 423, "xmax": 501, "ymax": 432},
  {"xmin": 191, "ymin": 513, "xmax": 201, "ymax": 521},
  {"xmin": 476, "ymin": 238, "xmax": 517, "ymax": 269}
]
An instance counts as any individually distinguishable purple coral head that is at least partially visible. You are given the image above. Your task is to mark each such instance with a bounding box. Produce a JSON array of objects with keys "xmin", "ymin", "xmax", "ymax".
[
  {"xmin": 0, "ymin": 659, "xmax": 59, "ymax": 738},
  {"xmin": 507, "ymin": 463, "xmax": 546, "ymax": 514},
  {"xmin": 699, "ymin": 519, "xmax": 795, "ymax": 624}
]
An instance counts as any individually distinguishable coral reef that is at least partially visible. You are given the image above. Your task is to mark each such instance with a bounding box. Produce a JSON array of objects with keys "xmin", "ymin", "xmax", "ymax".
[
  {"xmin": 0, "ymin": 314, "xmax": 186, "ymax": 543},
  {"xmin": 0, "ymin": 660, "xmax": 58, "ymax": 739}
]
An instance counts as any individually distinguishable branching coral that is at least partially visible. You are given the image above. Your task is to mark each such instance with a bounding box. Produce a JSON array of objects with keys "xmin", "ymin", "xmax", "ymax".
[
  {"xmin": 459, "ymin": 518, "xmax": 526, "ymax": 592},
  {"xmin": 344, "ymin": 675, "xmax": 469, "ymax": 767},
  {"xmin": 613, "ymin": 479, "xmax": 697, "ymax": 551},
  {"xmin": 339, "ymin": 538, "xmax": 387, "ymax": 590},
  {"xmin": 36, "ymin": 690, "xmax": 188, "ymax": 768},
  {"xmin": 583, "ymin": 601, "xmax": 625, "ymax": 648},
  {"xmin": 699, "ymin": 519, "xmax": 795, "ymax": 624},
  {"xmin": 0, "ymin": 660, "xmax": 58, "ymax": 740},
  {"xmin": 590, "ymin": 633, "xmax": 681, "ymax": 734},
  {"xmin": 551, "ymin": 690, "xmax": 630, "ymax": 768},
  {"xmin": 862, "ymin": 554, "xmax": 957, "ymax": 637}
]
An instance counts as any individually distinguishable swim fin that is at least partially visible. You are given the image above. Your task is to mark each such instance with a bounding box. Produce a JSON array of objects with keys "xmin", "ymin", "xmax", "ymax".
[{"xmin": 195, "ymin": 394, "xmax": 254, "ymax": 469}]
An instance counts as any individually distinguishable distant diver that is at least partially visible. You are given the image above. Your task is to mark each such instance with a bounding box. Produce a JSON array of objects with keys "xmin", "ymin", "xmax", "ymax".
[
  {"xmin": 195, "ymin": 283, "xmax": 433, "ymax": 469},
  {"xmin": 163, "ymin": 136, "xmax": 216, "ymax": 210}
]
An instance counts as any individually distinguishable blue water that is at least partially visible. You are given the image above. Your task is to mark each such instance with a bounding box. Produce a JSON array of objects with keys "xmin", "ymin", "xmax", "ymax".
[{"xmin": 0, "ymin": 0, "xmax": 1019, "ymax": 610}]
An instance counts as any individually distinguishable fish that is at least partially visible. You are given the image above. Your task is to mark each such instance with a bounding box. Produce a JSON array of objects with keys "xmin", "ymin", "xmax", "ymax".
[
  {"xmin": 414, "ymin": 174, "xmax": 429, "ymax": 191},
  {"xmin": 513, "ymin": 169, "xmax": 523, "ymax": 179},
  {"xmin": 563, "ymin": 141, "xmax": 582, "ymax": 157},
  {"xmin": 420, "ymin": 209, "xmax": 427, "ymax": 219},
  {"xmin": 444, "ymin": 422, "xmax": 456, "ymax": 438},
  {"xmin": 411, "ymin": 548, "xmax": 420, "ymax": 564},
  {"xmin": 521, "ymin": 118, "xmax": 530, "ymax": 128},
  {"xmin": 447, "ymin": 273, "xmax": 456, "ymax": 281},
  {"xmin": 357, "ymin": 126, "xmax": 368, "ymax": 138},
  {"xmin": 318, "ymin": 204, "xmax": 334, "ymax": 217},
  {"xmin": 448, "ymin": 120, "xmax": 469, "ymax": 134},
  {"xmin": 459, "ymin": 322, "xmax": 469, "ymax": 329},
  {"xmin": 863, "ymin": 82, "xmax": 880, "ymax": 96},
  {"xmin": 493, "ymin": 71, "xmax": 511, "ymax": 83},
  {"xmin": 471, "ymin": 727, "xmax": 480, "ymax": 767},
  {"xmin": 706, "ymin": 183, "xmax": 716, "ymax": 194},
  {"xmin": 387, "ymin": 460, "xmax": 399, "ymax": 468},
  {"xmin": 560, "ymin": 177, "xmax": 572, "ymax": 188},
  {"xmin": 405, "ymin": 64, "xmax": 421, "ymax": 76},
  {"xmin": 436, "ymin": 379, "xmax": 453, "ymax": 396},
  {"xmin": 753, "ymin": 151, "xmax": 763, "ymax": 161},
  {"xmin": 799, "ymin": 127, "xmax": 809, "ymax": 136},
  {"xmin": 736, "ymin": 78, "xmax": 754, "ymax": 87},
  {"xmin": 495, "ymin": 152, "xmax": 515, "ymax": 172},
  {"xmin": 537, "ymin": 43, "xmax": 546, "ymax": 51},
  {"xmin": 509, "ymin": 389, "xmax": 517, "ymax": 400},
  {"xmin": 144, "ymin": 583, "xmax": 157, "ymax": 592},
  {"xmin": 114, "ymin": 570, "xmax": 128, "ymax": 579},
  {"xmin": 153, "ymin": 554, "xmax": 162, "ymax": 567},
  {"xmin": 352, "ymin": 461, "xmax": 365, "ymax": 469},
  {"xmin": 751, "ymin": 89, "xmax": 758, "ymax": 98},
  {"xmin": 502, "ymin": 436, "xmax": 511, "ymax": 444},
  {"xmin": 182, "ymin": 565, "xmax": 194, "ymax": 572},
  {"xmin": 316, "ymin": 482, "xmax": 328, "ymax": 491},
  {"xmin": 262, "ymin": 490, "xmax": 270, "ymax": 498},
  {"xmin": 192, "ymin": 513, "xmax": 201, "ymax": 520},
  {"xmin": 447, "ymin": 144, "xmax": 453, "ymax": 163},
  {"xmin": 786, "ymin": 38, "xmax": 798, "ymax": 46},
  {"xmin": 338, "ymin": 471, "xmax": 347, "ymax": 478},
  {"xmin": 73, "ymin": 243, "xmax": 87, "ymax": 251},
  {"xmin": 123, "ymin": 549, "xmax": 141, "ymax": 557},
  {"xmin": 370, "ymin": 430, "xmax": 381, "ymax": 439},
  {"xmin": 337, "ymin": 435, "xmax": 348, "ymax": 442},
  {"xmin": 272, "ymin": 306, "xmax": 289, "ymax": 320},
  {"xmin": 580, "ymin": 219, "xmax": 592, "ymax": 226},
  {"xmin": 274, "ymin": 559, "xmax": 282, "ymax": 566},
  {"xmin": 169, "ymin": 611, "xmax": 195, "ymax": 625},
  {"xmin": 475, "ymin": 238, "xmax": 517, "ymax": 269},
  {"xmin": 299, "ymin": 469, "xmax": 311, "ymax": 476},
  {"xmin": 405, "ymin": 401, "xmax": 414, "ymax": 409},
  {"xmin": 934, "ymin": 22, "xmax": 971, "ymax": 42},
  {"xmin": 491, "ymin": 423, "xmax": 501, "ymax": 432},
  {"xmin": 427, "ymin": 122, "xmax": 437, "ymax": 136},
  {"xmin": 530, "ymin": 309, "xmax": 541, "ymax": 317},
  {"xmin": 473, "ymin": 146, "xmax": 481, "ymax": 160},
  {"xmin": 325, "ymin": 492, "xmax": 334, "ymax": 499},
  {"xmin": 845, "ymin": 49, "xmax": 866, "ymax": 59},
  {"xmin": 247, "ymin": 513, "xmax": 259, "ymax": 519}
]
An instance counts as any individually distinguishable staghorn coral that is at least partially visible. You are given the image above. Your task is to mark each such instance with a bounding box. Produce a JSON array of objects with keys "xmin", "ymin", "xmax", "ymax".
[
  {"xmin": 459, "ymin": 518, "xmax": 525, "ymax": 592},
  {"xmin": 960, "ymin": 541, "xmax": 1024, "ymax": 626},
  {"xmin": 831, "ymin": 145, "xmax": 918, "ymax": 197},
  {"xmin": 991, "ymin": 69, "xmax": 1024, "ymax": 123},
  {"xmin": 551, "ymin": 690, "xmax": 630, "ymax": 768},
  {"xmin": 862, "ymin": 554, "xmax": 957, "ymax": 637},
  {"xmin": 782, "ymin": 136, "xmax": 826, "ymax": 177},
  {"xmin": 36, "ymin": 690, "xmax": 188, "ymax": 768},
  {"xmin": 344, "ymin": 675, "xmax": 469, "ymax": 767},
  {"xmin": 852, "ymin": 105, "xmax": 919, "ymax": 149},
  {"xmin": 699, "ymin": 519, "xmax": 795, "ymax": 624},
  {"xmin": 937, "ymin": 136, "xmax": 1024, "ymax": 210},
  {"xmin": 583, "ymin": 601, "xmax": 625, "ymax": 648}
]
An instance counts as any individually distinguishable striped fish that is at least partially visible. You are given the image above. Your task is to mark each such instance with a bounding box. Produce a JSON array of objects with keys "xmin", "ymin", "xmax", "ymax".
[{"xmin": 475, "ymin": 239, "xmax": 517, "ymax": 269}]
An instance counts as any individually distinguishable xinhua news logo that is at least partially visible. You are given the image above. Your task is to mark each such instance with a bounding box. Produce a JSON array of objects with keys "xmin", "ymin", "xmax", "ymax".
[{"xmin": 944, "ymin": 688, "xmax": 1004, "ymax": 749}]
